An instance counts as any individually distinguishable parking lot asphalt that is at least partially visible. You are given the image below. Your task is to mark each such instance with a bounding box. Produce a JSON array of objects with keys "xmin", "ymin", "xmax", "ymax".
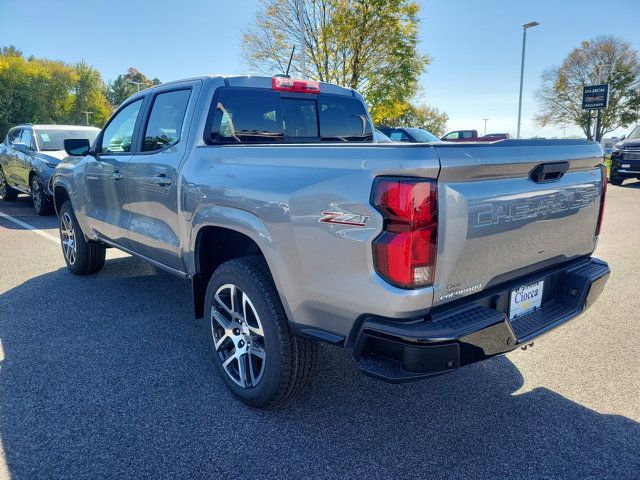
[{"xmin": 0, "ymin": 182, "xmax": 639, "ymax": 480}]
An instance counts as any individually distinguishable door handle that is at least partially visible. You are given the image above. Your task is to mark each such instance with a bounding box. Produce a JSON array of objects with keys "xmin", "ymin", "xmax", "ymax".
[
  {"xmin": 152, "ymin": 174, "xmax": 172, "ymax": 186},
  {"xmin": 110, "ymin": 171, "xmax": 124, "ymax": 180}
]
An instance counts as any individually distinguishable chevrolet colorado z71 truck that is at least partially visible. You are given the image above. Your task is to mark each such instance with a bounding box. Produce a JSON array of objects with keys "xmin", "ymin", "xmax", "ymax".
[{"xmin": 52, "ymin": 76, "xmax": 610, "ymax": 407}]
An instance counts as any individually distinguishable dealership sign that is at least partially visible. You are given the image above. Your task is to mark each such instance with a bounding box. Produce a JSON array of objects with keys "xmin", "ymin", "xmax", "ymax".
[{"xmin": 582, "ymin": 84, "xmax": 609, "ymax": 110}]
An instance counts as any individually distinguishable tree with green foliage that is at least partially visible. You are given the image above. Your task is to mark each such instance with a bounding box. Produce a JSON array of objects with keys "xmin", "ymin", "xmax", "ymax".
[
  {"xmin": 536, "ymin": 36, "xmax": 640, "ymax": 140},
  {"xmin": 0, "ymin": 46, "xmax": 113, "ymax": 137},
  {"xmin": 374, "ymin": 101, "xmax": 448, "ymax": 136},
  {"xmin": 242, "ymin": 0, "xmax": 440, "ymax": 126},
  {"xmin": 69, "ymin": 62, "xmax": 112, "ymax": 126},
  {"xmin": 107, "ymin": 67, "xmax": 161, "ymax": 107}
]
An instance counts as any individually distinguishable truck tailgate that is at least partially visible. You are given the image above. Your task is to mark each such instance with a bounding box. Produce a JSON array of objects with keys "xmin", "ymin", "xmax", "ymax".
[{"xmin": 432, "ymin": 140, "xmax": 604, "ymax": 307}]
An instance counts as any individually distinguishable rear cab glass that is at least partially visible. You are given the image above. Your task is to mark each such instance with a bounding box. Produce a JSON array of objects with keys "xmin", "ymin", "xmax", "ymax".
[{"xmin": 207, "ymin": 88, "xmax": 373, "ymax": 144}]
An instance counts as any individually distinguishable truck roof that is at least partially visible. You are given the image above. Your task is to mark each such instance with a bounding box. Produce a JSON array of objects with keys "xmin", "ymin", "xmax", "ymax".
[{"xmin": 144, "ymin": 75, "xmax": 358, "ymax": 98}]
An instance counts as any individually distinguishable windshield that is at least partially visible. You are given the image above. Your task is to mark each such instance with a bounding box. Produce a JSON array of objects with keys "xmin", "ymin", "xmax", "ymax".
[
  {"xmin": 34, "ymin": 128, "xmax": 99, "ymax": 151},
  {"xmin": 405, "ymin": 128, "xmax": 439, "ymax": 142},
  {"xmin": 628, "ymin": 125, "xmax": 640, "ymax": 140}
]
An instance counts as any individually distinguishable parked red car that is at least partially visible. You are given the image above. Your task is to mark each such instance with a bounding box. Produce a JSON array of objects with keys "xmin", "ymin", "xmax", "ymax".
[{"xmin": 441, "ymin": 130, "xmax": 510, "ymax": 142}]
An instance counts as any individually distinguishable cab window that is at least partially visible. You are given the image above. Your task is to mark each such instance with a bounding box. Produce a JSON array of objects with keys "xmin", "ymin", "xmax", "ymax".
[
  {"xmin": 101, "ymin": 99, "xmax": 143, "ymax": 153},
  {"xmin": 20, "ymin": 129, "xmax": 34, "ymax": 150},
  {"xmin": 209, "ymin": 88, "xmax": 372, "ymax": 144},
  {"xmin": 142, "ymin": 89, "xmax": 191, "ymax": 152}
]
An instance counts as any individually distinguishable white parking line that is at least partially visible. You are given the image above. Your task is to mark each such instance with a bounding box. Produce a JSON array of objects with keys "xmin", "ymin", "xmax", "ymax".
[{"xmin": 0, "ymin": 211, "xmax": 60, "ymax": 244}]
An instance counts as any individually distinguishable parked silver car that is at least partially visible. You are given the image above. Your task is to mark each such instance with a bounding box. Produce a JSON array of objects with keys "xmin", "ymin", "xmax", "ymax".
[{"xmin": 0, "ymin": 124, "xmax": 99, "ymax": 214}]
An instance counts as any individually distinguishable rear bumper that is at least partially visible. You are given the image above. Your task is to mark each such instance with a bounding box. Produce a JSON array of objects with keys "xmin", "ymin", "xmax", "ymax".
[{"xmin": 352, "ymin": 257, "xmax": 609, "ymax": 382}]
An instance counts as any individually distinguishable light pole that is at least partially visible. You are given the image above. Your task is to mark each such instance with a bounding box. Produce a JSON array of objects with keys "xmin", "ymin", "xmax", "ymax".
[
  {"xmin": 296, "ymin": 0, "xmax": 307, "ymax": 78},
  {"xmin": 81, "ymin": 111, "xmax": 92, "ymax": 125},
  {"xmin": 127, "ymin": 80, "xmax": 147, "ymax": 92},
  {"xmin": 482, "ymin": 118, "xmax": 489, "ymax": 135},
  {"xmin": 516, "ymin": 21, "xmax": 540, "ymax": 139}
]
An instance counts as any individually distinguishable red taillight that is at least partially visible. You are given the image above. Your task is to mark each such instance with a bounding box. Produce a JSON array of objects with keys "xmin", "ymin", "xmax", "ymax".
[
  {"xmin": 596, "ymin": 164, "xmax": 607, "ymax": 236},
  {"xmin": 371, "ymin": 177, "xmax": 438, "ymax": 289},
  {"xmin": 272, "ymin": 76, "xmax": 320, "ymax": 94}
]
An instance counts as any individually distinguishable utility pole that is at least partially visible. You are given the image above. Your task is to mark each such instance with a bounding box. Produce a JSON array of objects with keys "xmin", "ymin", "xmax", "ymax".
[
  {"xmin": 516, "ymin": 21, "xmax": 540, "ymax": 139},
  {"xmin": 82, "ymin": 111, "xmax": 92, "ymax": 125},
  {"xmin": 296, "ymin": 0, "xmax": 307, "ymax": 79},
  {"xmin": 127, "ymin": 80, "xmax": 147, "ymax": 92},
  {"xmin": 482, "ymin": 118, "xmax": 489, "ymax": 135}
]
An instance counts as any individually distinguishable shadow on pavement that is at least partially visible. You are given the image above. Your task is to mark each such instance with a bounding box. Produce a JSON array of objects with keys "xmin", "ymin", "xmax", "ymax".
[
  {"xmin": 1, "ymin": 256, "xmax": 638, "ymax": 478},
  {"xmin": 0, "ymin": 196, "xmax": 58, "ymax": 230}
]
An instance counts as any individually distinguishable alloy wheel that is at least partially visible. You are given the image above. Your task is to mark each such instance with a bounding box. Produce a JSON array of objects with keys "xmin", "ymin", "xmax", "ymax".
[
  {"xmin": 0, "ymin": 169, "xmax": 6, "ymax": 197},
  {"xmin": 31, "ymin": 177, "xmax": 41, "ymax": 211},
  {"xmin": 60, "ymin": 212, "xmax": 77, "ymax": 265},
  {"xmin": 211, "ymin": 283, "xmax": 267, "ymax": 388}
]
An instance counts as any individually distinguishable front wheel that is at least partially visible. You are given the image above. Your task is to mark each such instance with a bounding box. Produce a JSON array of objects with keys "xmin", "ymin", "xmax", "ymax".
[
  {"xmin": 30, "ymin": 175, "xmax": 54, "ymax": 215},
  {"xmin": 0, "ymin": 167, "xmax": 18, "ymax": 201},
  {"xmin": 609, "ymin": 176, "xmax": 624, "ymax": 186},
  {"xmin": 58, "ymin": 201, "xmax": 106, "ymax": 274},
  {"xmin": 203, "ymin": 256, "xmax": 317, "ymax": 407}
]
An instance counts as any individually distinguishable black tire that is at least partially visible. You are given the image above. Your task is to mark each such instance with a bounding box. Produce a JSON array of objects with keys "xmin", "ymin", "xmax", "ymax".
[
  {"xmin": 0, "ymin": 166, "xmax": 18, "ymax": 201},
  {"xmin": 58, "ymin": 201, "xmax": 106, "ymax": 275},
  {"xmin": 30, "ymin": 175, "xmax": 54, "ymax": 215},
  {"xmin": 609, "ymin": 176, "xmax": 623, "ymax": 186},
  {"xmin": 203, "ymin": 256, "xmax": 317, "ymax": 407}
]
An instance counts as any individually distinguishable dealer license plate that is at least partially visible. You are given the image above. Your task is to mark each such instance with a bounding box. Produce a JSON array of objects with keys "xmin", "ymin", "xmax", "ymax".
[
  {"xmin": 621, "ymin": 163, "xmax": 631, "ymax": 168},
  {"xmin": 509, "ymin": 280, "xmax": 544, "ymax": 320}
]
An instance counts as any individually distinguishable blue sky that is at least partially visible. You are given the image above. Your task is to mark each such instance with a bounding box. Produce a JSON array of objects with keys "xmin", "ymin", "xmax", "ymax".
[{"xmin": 1, "ymin": 0, "xmax": 639, "ymax": 138}]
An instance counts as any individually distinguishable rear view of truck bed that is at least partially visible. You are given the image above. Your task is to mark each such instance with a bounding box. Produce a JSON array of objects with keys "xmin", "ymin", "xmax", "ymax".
[
  {"xmin": 432, "ymin": 139, "xmax": 605, "ymax": 308},
  {"xmin": 354, "ymin": 139, "xmax": 608, "ymax": 382}
]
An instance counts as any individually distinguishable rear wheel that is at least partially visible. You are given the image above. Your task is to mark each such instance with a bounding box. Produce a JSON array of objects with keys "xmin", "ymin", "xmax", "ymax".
[
  {"xmin": 30, "ymin": 175, "xmax": 54, "ymax": 215},
  {"xmin": 58, "ymin": 201, "xmax": 106, "ymax": 274},
  {"xmin": 203, "ymin": 256, "xmax": 317, "ymax": 407},
  {"xmin": 609, "ymin": 176, "xmax": 623, "ymax": 186},
  {"xmin": 0, "ymin": 167, "xmax": 18, "ymax": 201}
]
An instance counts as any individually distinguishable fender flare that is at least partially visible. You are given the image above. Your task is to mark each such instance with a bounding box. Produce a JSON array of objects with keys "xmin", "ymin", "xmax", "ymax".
[{"xmin": 189, "ymin": 205, "xmax": 295, "ymax": 320}]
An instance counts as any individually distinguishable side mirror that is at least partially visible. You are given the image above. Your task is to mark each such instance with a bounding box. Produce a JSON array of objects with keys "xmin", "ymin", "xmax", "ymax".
[
  {"xmin": 13, "ymin": 142, "xmax": 28, "ymax": 153},
  {"xmin": 64, "ymin": 138, "xmax": 91, "ymax": 156}
]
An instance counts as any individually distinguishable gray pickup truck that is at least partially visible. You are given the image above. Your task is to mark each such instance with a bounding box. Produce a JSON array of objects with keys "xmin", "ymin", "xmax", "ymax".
[{"xmin": 52, "ymin": 75, "xmax": 610, "ymax": 407}]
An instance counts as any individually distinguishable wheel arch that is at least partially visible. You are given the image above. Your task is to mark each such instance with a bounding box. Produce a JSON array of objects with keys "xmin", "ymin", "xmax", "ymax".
[
  {"xmin": 53, "ymin": 184, "xmax": 72, "ymax": 216},
  {"xmin": 192, "ymin": 223, "xmax": 275, "ymax": 319}
]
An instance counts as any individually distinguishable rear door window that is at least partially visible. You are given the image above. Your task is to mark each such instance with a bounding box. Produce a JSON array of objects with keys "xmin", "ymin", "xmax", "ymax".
[
  {"xmin": 142, "ymin": 89, "xmax": 191, "ymax": 152},
  {"xmin": 20, "ymin": 129, "xmax": 34, "ymax": 150},
  {"xmin": 209, "ymin": 88, "xmax": 372, "ymax": 144}
]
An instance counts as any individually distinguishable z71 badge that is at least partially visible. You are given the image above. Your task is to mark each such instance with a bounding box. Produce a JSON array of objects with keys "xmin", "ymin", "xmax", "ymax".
[{"xmin": 318, "ymin": 211, "xmax": 369, "ymax": 227}]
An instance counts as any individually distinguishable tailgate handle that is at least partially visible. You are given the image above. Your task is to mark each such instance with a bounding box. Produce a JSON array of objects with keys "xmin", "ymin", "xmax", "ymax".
[{"xmin": 530, "ymin": 162, "xmax": 569, "ymax": 183}]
